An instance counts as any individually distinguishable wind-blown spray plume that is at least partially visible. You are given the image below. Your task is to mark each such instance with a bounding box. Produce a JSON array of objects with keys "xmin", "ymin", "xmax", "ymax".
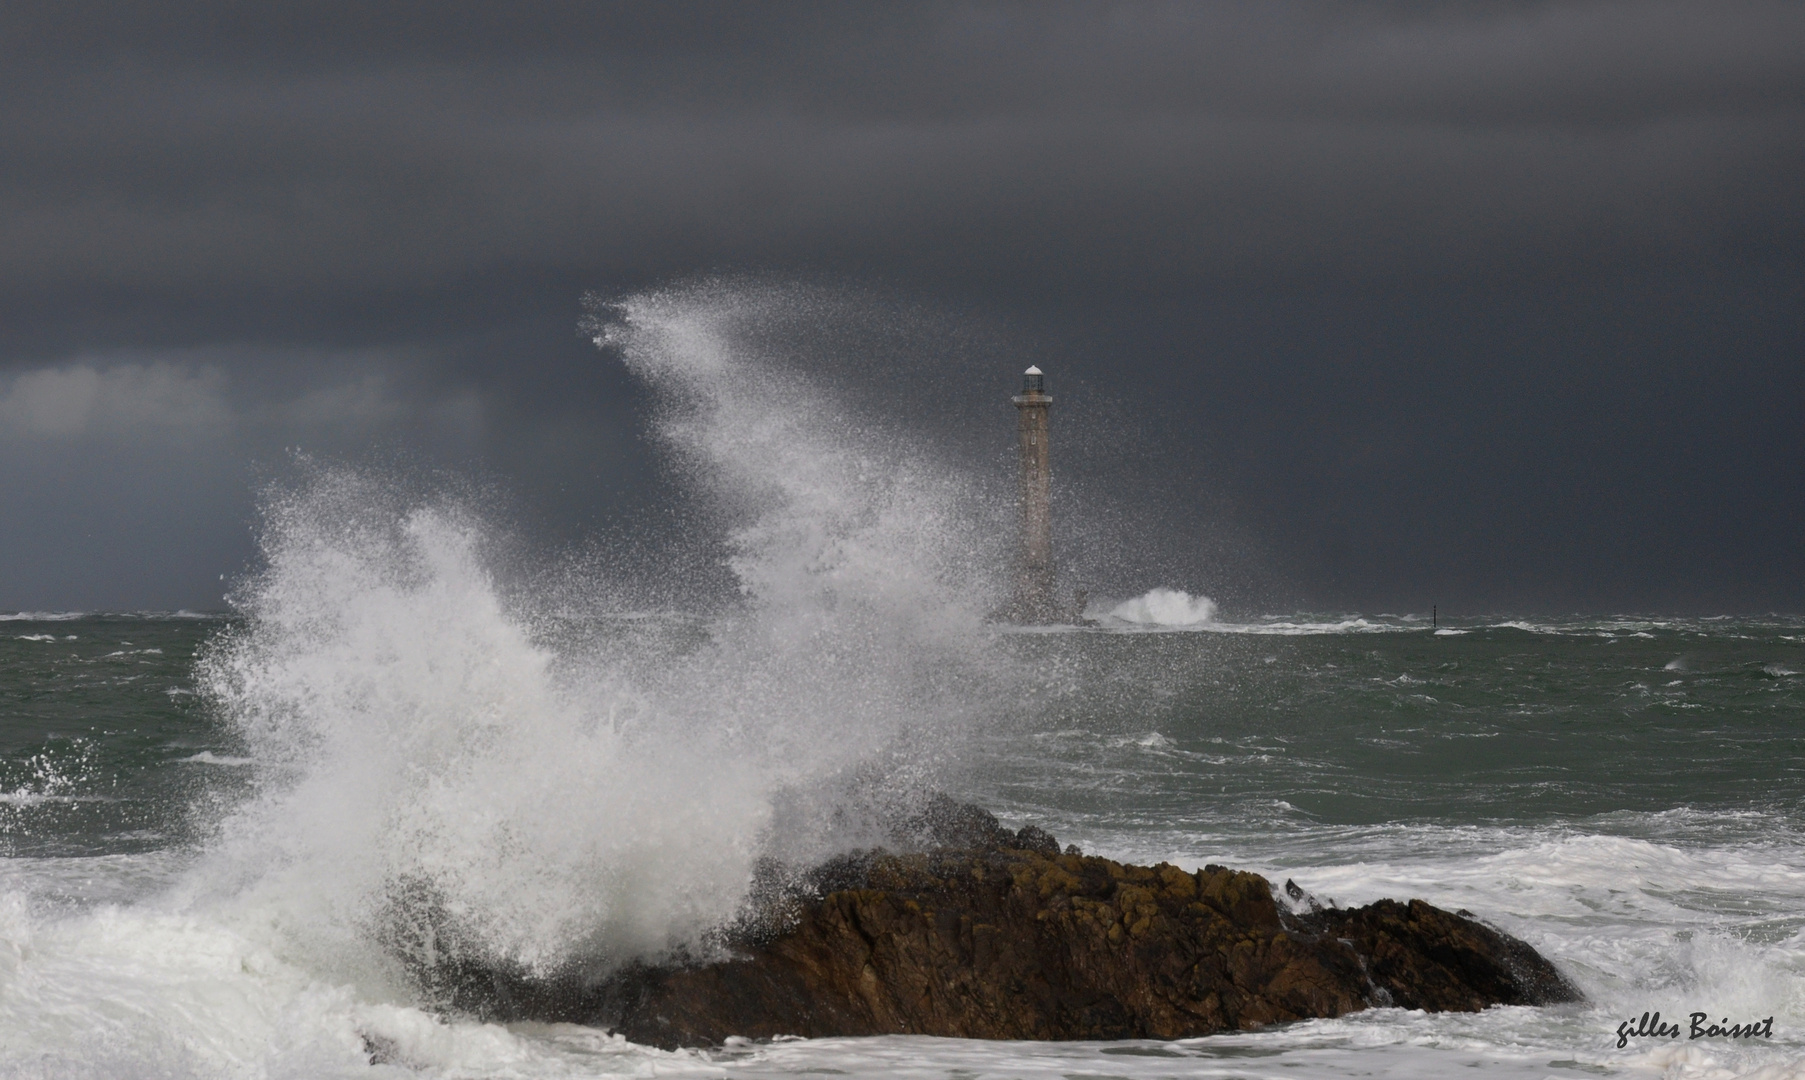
[{"xmin": 189, "ymin": 283, "xmax": 1019, "ymax": 994}]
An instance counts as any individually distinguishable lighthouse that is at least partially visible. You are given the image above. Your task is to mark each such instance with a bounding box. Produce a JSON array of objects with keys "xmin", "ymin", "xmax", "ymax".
[{"xmin": 1010, "ymin": 365, "xmax": 1058, "ymax": 622}]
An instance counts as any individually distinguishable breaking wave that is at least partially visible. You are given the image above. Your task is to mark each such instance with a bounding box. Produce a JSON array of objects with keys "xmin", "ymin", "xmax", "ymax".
[
  {"xmin": 1105, "ymin": 587, "xmax": 1219, "ymax": 627},
  {"xmin": 180, "ymin": 282, "xmax": 1023, "ymax": 993}
]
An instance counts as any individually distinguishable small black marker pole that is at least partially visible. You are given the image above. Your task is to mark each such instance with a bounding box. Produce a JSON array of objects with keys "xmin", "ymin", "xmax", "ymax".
[{"xmin": 1433, "ymin": 605, "xmax": 1437, "ymax": 628}]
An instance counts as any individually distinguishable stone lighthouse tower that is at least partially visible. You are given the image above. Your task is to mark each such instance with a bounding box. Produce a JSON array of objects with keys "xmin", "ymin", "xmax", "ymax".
[{"xmin": 1010, "ymin": 365, "xmax": 1057, "ymax": 621}]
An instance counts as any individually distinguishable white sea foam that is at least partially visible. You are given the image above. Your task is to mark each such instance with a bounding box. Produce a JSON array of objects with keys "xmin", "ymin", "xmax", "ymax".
[
  {"xmin": 1092, "ymin": 597, "xmax": 1426, "ymax": 636},
  {"xmin": 1105, "ymin": 587, "xmax": 1218, "ymax": 626},
  {"xmin": 1210, "ymin": 616, "xmax": 1406, "ymax": 635},
  {"xmin": 1055, "ymin": 814, "xmax": 1805, "ymax": 1079},
  {"xmin": 1056, "ymin": 611, "xmax": 1804, "ymax": 640}
]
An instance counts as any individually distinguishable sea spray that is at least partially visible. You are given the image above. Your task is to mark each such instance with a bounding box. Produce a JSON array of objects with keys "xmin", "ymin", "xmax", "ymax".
[
  {"xmin": 591, "ymin": 283, "xmax": 1014, "ymax": 796},
  {"xmin": 182, "ymin": 287, "xmax": 1027, "ymax": 996},
  {"xmin": 191, "ymin": 470, "xmax": 751, "ymax": 984},
  {"xmin": 1106, "ymin": 586, "xmax": 1219, "ymax": 627}
]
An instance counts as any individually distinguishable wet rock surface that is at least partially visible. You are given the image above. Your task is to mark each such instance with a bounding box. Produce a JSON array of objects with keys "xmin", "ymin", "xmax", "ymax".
[{"xmin": 400, "ymin": 802, "xmax": 1579, "ymax": 1049}]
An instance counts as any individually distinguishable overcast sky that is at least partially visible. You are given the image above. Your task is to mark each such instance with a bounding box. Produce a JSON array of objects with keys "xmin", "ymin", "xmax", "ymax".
[{"xmin": 2, "ymin": 1, "xmax": 1800, "ymax": 613}]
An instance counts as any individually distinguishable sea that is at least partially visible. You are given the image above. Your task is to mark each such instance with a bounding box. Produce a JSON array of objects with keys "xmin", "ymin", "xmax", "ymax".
[{"xmin": 1, "ymin": 285, "xmax": 1801, "ymax": 1079}]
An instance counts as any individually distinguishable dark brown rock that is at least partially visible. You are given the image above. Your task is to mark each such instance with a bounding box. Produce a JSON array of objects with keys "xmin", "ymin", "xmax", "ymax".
[
  {"xmin": 586, "ymin": 849, "xmax": 1577, "ymax": 1048},
  {"xmin": 1300, "ymin": 897, "xmax": 1578, "ymax": 1012},
  {"xmin": 385, "ymin": 805, "xmax": 1578, "ymax": 1048}
]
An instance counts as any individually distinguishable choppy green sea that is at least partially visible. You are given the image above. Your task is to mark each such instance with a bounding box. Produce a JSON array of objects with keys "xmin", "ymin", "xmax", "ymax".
[{"xmin": 2, "ymin": 610, "xmax": 1801, "ymax": 1079}]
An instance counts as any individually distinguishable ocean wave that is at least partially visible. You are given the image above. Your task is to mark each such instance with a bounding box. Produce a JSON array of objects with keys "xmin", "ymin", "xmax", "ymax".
[
  {"xmin": 1213, "ymin": 617, "xmax": 1414, "ymax": 636},
  {"xmin": 1080, "ymin": 609, "xmax": 1420, "ymax": 636},
  {"xmin": 1103, "ymin": 588, "xmax": 1218, "ymax": 627},
  {"xmin": 1, "ymin": 610, "xmax": 224, "ymax": 623},
  {"xmin": 0, "ymin": 791, "xmax": 114, "ymax": 806},
  {"xmin": 1070, "ymin": 613, "xmax": 1805, "ymax": 639},
  {"xmin": 171, "ymin": 286, "xmax": 1029, "ymax": 997}
]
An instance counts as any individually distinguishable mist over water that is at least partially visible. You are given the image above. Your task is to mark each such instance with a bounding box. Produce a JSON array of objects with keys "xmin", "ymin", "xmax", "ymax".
[{"xmin": 0, "ymin": 280, "xmax": 1801, "ymax": 1078}]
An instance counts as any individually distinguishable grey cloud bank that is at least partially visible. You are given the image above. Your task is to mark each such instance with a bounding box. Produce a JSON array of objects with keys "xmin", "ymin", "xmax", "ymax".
[{"xmin": 1, "ymin": 1, "xmax": 1799, "ymax": 612}]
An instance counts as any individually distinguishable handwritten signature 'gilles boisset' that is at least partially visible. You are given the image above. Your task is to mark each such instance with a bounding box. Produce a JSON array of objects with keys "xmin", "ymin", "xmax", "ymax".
[{"xmin": 1617, "ymin": 1011, "xmax": 1774, "ymax": 1048}]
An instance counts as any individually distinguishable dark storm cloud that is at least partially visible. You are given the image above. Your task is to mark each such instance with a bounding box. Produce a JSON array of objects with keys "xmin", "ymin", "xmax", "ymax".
[
  {"xmin": 1, "ymin": 1, "xmax": 1800, "ymax": 611},
  {"xmin": 2, "ymin": 1, "xmax": 1799, "ymax": 299}
]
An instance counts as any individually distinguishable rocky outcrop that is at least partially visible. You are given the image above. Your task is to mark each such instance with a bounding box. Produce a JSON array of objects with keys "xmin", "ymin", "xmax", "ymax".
[
  {"xmin": 595, "ymin": 848, "xmax": 1577, "ymax": 1048},
  {"xmin": 392, "ymin": 804, "xmax": 1578, "ymax": 1049}
]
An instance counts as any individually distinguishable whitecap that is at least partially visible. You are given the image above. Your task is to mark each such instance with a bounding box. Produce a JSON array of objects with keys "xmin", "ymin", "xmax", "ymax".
[
  {"xmin": 1105, "ymin": 588, "xmax": 1218, "ymax": 627},
  {"xmin": 1221, "ymin": 617, "xmax": 1411, "ymax": 635}
]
